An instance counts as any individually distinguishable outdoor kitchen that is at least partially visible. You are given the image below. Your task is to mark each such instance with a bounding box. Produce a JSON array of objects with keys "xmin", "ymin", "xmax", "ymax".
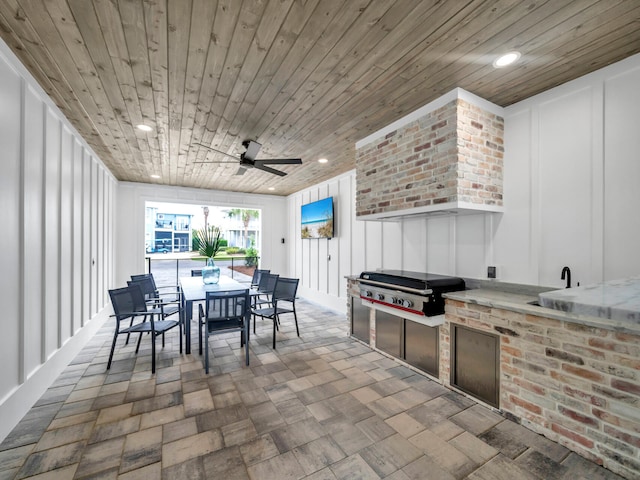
[{"xmin": 340, "ymin": 85, "xmax": 640, "ymax": 479}]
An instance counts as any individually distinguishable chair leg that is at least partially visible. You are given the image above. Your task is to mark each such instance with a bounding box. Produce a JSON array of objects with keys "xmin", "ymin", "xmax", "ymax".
[
  {"xmin": 135, "ymin": 332, "xmax": 143, "ymax": 353},
  {"xmin": 162, "ymin": 332, "xmax": 166, "ymax": 348},
  {"xmin": 273, "ymin": 316, "xmax": 277, "ymax": 349},
  {"xmin": 107, "ymin": 332, "xmax": 119, "ymax": 370},
  {"xmin": 151, "ymin": 326, "xmax": 156, "ymax": 374},
  {"xmin": 205, "ymin": 327, "xmax": 210, "ymax": 374},
  {"xmin": 199, "ymin": 318, "xmax": 203, "ymax": 355},
  {"xmin": 293, "ymin": 307, "xmax": 300, "ymax": 337},
  {"xmin": 179, "ymin": 317, "xmax": 183, "ymax": 353},
  {"xmin": 245, "ymin": 323, "xmax": 250, "ymax": 366}
]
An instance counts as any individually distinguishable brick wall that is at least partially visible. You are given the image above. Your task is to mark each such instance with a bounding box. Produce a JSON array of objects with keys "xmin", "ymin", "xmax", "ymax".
[
  {"xmin": 356, "ymin": 98, "xmax": 504, "ymax": 217},
  {"xmin": 442, "ymin": 300, "xmax": 640, "ymax": 480}
]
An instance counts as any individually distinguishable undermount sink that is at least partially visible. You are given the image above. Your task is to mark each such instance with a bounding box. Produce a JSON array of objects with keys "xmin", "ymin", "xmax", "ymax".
[
  {"xmin": 537, "ymin": 277, "xmax": 640, "ymax": 323},
  {"xmin": 527, "ymin": 300, "xmax": 541, "ymax": 307}
]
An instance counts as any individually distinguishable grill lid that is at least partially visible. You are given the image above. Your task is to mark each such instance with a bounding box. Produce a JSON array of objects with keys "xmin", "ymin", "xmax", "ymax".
[{"xmin": 359, "ymin": 270, "xmax": 465, "ymax": 293}]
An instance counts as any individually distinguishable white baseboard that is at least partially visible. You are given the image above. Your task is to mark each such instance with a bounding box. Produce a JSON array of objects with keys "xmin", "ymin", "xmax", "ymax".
[{"xmin": 0, "ymin": 307, "xmax": 111, "ymax": 444}]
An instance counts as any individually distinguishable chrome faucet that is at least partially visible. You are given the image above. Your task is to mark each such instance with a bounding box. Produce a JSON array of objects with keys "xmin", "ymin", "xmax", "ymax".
[{"xmin": 561, "ymin": 266, "xmax": 571, "ymax": 288}]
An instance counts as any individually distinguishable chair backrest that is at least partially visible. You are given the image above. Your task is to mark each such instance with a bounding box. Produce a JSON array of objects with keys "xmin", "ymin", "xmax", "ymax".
[
  {"xmin": 251, "ymin": 269, "xmax": 270, "ymax": 287},
  {"xmin": 257, "ymin": 273, "xmax": 279, "ymax": 294},
  {"xmin": 273, "ymin": 277, "xmax": 299, "ymax": 302},
  {"xmin": 128, "ymin": 277, "xmax": 157, "ymax": 300},
  {"xmin": 109, "ymin": 284, "xmax": 147, "ymax": 323},
  {"xmin": 131, "ymin": 273, "xmax": 158, "ymax": 292},
  {"xmin": 204, "ymin": 289, "xmax": 250, "ymax": 323}
]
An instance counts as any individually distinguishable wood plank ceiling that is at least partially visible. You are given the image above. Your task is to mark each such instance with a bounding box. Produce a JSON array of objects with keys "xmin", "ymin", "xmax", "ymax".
[{"xmin": 1, "ymin": 0, "xmax": 639, "ymax": 195}]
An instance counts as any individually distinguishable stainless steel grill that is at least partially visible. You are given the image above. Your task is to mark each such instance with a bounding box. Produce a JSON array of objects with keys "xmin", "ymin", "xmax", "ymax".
[{"xmin": 357, "ymin": 270, "xmax": 465, "ymax": 326}]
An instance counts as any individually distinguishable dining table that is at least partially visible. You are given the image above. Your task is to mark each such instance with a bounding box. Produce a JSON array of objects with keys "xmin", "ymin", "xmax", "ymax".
[{"xmin": 180, "ymin": 275, "xmax": 252, "ymax": 354}]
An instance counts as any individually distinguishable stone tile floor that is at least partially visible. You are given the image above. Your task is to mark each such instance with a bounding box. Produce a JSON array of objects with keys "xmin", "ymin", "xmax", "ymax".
[{"xmin": 0, "ymin": 299, "xmax": 625, "ymax": 479}]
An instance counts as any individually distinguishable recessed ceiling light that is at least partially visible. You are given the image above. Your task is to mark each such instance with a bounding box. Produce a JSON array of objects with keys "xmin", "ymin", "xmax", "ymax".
[
  {"xmin": 150, "ymin": 174, "xmax": 160, "ymax": 179},
  {"xmin": 136, "ymin": 124, "xmax": 153, "ymax": 132},
  {"xmin": 318, "ymin": 158, "xmax": 328, "ymax": 164},
  {"xmin": 268, "ymin": 187, "xmax": 275, "ymax": 191},
  {"xmin": 493, "ymin": 51, "xmax": 521, "ymax": 68}
]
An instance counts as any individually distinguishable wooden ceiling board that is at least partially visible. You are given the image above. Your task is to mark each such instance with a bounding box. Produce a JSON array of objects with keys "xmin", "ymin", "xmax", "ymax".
[{"xmin": 0, "ymin": 0, "xmax": 639, "ymax": 195}]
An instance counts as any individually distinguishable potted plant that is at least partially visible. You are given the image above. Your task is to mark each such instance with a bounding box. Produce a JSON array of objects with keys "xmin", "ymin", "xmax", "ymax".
[{"xmin": 194, "ymin": 225, "xmax": 222, "ymax": 284}]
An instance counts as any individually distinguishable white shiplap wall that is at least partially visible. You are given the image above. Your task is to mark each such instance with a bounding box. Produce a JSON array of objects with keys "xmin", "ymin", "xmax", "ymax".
[
  {"xmin": 0, "ymin": 40, "xmax": 116, "ymax": 443},
  {"xmin": 287, "ymin": 53, "xmax": 640, "ymax": 313}
]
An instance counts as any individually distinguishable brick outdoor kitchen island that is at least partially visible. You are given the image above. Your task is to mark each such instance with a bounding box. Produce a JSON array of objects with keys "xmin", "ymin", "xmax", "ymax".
[
  {"xmin": 347, "ymin": 277, "xmax": 640, "ymax": 479},
  {"xmin": 441, "ymin": 283, "xmax": 640, "ymax": 480}
]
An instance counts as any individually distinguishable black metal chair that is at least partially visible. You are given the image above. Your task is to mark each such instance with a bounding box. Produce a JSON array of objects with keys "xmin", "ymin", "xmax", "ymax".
[
  {"xmin": 131, "ymin": 273, "xmax": 181, "ymax": 303},
  {"xmin": 108, "ymin": 284, "xmax": 181, "ymax": 374},
  {"xmin": 198, "ymin": 289, "xmax": 250, "ymax": 373},
  {"xmin": 251, "ymin": 277, "xmax": 299, "ymax": 349},
  {"xmin": 251, "ymin": 273, "xmax": 279, "ymax": 333},
  {"xmin": 250, "ymin": 269, "xmax": 270, "ymax": 288},
  {"xmin": 128, "ymin": 276, "xmax": 182, "ymax": 346},
  {"xmin": 128, "ymin": 276, "xmax": 181, "ymax": 319}
]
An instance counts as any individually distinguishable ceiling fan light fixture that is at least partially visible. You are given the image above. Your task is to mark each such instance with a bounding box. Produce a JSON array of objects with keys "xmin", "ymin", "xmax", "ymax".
[
  {"xmin": 493, "ymin": 51, "xmax": 521, "ymax": 68},
  {"xmin": 136, "ymin": 124, "xmax": 153, "ymax": 132},
  {"xmin": 318, "ymin": 158, "xmax": 328, "ymax": 164}
]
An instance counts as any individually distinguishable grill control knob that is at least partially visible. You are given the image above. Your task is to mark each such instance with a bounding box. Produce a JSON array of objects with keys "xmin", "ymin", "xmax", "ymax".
[
  {"xmin": 390, "ymin": 297, "xmax": 400, "ymax": 305},
  {"xmin": 375, "ymin": 293, "xmax": 385, "ymax": 301},
  {"xmin": 363, "ymin": 290, "xmax": 373, "ymax": 298},
  {"xmin": 402, "ymin": 299, "xmax": 413, "ymax": 308}
]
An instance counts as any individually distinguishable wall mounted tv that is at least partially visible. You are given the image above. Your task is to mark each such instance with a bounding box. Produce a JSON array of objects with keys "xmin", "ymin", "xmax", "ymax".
[{"xmin": 301, "ymin": 197, "xmax": 334, "ymax": 239}]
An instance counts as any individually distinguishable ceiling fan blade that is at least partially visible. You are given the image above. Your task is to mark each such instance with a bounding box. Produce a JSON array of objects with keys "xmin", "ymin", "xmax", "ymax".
[
  {"xmin": 191, "ymin": 160, "xmax": 234, "ymax": 164},
  {"xmin": 242, "ymin": 140, "xmax": 262, "ymax": 161},
  {"xmin": 254, "ymin": 158, "xmax": 302, "ymax": 165},
  {"xmin": 253, "ymin": 164, "xmax": 287, "ymax": 176},
  {"xmin": 192, "ymin": 143, "xmax": 239, "ymax": 160}
]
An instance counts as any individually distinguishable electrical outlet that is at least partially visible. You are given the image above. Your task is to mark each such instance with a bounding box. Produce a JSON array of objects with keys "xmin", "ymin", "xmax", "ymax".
[{"xmin": 487, "ymin": 266, "xmax": 497, "ymax": 279}]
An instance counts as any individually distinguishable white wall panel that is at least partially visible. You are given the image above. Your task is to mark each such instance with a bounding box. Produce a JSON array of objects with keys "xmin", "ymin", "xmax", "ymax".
[
  {"xmin": 0, "ymin": 58, "xmax": 21, "ymax": 397},
  {"xmin": 538, "ymin": 88, "xmax": 594, "ymax": 287},
  {"xmin": 424, "ymin": 216, "xmax": 451, "ymax": 274},
  {"xmin": 603, "ymin": 66, "xmax": 640, "ymax": 279},
  {"xmin": 60, "ymin": 127, "xmax": 73, "ymax": 344},
  {"xmin": 364, "ymin": 221, "xmax": 383, "ymax": 271},
  {"xmin": 328, "ymin": 182, "xmax": 341, "ymax": 297},
  {"xmin": 98, "ymin": 168, "xmax": 104, "ymax": 308},
  {"xmin": 404, "ymin": 216, "xmax": 428, "ymax": 272},
  {"xmin": 337, "ymin": 176, "xmax": 352, "ymax": 298},
  {"xmin": 91, "ymin": 158, "xmax": 98, "ymax": 316},
  {"xmin": 72, "ymin": 140, "xmax": 83, "ymax": 334},
  {"xmin": 23, "ymin": 87, "xmax": 44, "ymax": 377},
  {"xmin": 44, "ymin": 110, "xmax": 61, "ymax": 356},
  {"xmin": 0, "ymin": 38, "xmax": 117, "ymax": 444},
  {"xmin": 82, "ymin": 150, "xmax": 91, "ymax": 325},
  {"xmin": 496, "ymin": 108, "xmax": 534, "ymax": 284},
  {"xmin": 381, "ymin": 222, "xmax": 402, "ymax": 270},
  {"xmin": 456, "ymin": 214, "xmax": 487, "ymax": 279}
]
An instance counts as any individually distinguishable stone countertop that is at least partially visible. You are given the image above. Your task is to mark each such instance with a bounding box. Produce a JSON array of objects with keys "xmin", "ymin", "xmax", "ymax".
[
  {"xmin": 443, "ymin": 287, "xmax": 640, "ymax": 335},
  {"xmin": 538, "ymin": 276, "xmax": 640, "ymax": 324}
]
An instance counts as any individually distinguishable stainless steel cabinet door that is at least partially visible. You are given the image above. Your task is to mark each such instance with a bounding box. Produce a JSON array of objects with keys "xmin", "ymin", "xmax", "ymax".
[{"xmin": 375, "ymin": 310, "xmax": 402, "ymax": 358}]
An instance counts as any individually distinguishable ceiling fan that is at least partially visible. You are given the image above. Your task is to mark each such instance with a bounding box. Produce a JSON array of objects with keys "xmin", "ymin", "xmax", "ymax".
[{"xmin": 192, "ymin": 140, "xmax": 302, "ymax": 176}]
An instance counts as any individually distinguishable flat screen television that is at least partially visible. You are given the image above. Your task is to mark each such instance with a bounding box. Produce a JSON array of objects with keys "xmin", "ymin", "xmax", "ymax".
[{"xmin": 301, "ymin": 197, "xmax": 334, "ymax": 239}]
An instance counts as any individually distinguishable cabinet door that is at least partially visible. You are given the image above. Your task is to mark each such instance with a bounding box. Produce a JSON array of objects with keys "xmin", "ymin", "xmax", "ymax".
[
  {"xmin": 351, "ymin": 296, "xmax": 370, "ymax": 343},
  {"xmin": 405, "ymin": 321, "xmax": 438, "ymax": 377},
  {"xmin": 451, "ymin": 325, "xmax": 499, "ymax": 408},
  {"xmin": 375, "ymin": 310, "xmax": 402, "ymax": 358}
]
